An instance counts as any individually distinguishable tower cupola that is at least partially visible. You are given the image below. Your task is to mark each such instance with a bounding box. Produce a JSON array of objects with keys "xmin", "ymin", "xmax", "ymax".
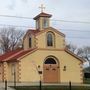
[{"xmin": 33, "ymin": 4, "xmax": 52, "ymax": 30}]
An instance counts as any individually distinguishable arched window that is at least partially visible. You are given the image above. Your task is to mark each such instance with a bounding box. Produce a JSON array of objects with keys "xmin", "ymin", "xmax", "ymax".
[
  {"xmin": 47, "ymin": 32, "xmax": 54, "ymax": 46},
  {"xmin": 43, "ymin": 18, "xmax": 48, "ymax": 28},
  {"xmin": 36, "ymin": 20, "xmax": 40, "ymax": 29},
  {"xmin": 44, "ymin": 58, "xmax": 56, "ymax": 64},
  {"xmin": 29, "ymin": 37, "xmax": 32, "ymax": 48}
]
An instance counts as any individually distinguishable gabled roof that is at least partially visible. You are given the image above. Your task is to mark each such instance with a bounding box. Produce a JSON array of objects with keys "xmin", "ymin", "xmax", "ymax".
[
  {"xmin": 65, "ymin": 48, "xmax": 85, "ymax": 63},
  {"xmin": 0, "ymin": 48, "xmax": 37, "ymax": 62},
  {"xmin": 28, "ymin": 29, "xmax": 40, "ymax": 34},
  {"xmin": 26, "ymin": 29, "xmax": 40, "ymax": 34},
  {"xmin": 23, "ymin": 29, "xmax": 41, "ymax": 40},
  {"xmin": 0, "ymin": 48, "xmax": 22, "ymax": 62},
  {"xmin": 0, "ymin": 27, "xmax": 84, "ymax": 63},
  {"xmin": 33, "ymin": 27, "xmax": 65, "ymax": 37},
  {"xmin": 24, "ymin": 27, "xmax": 65, "ymax": 40},
  {"xmin": 0, "ymin": 48, "xmax": 85, "ymax": 63},
  {"xmin": 44, "ymin": 27, "xmax": 65, "ymax": 37},
  {"xmin": 33, "ymin": 12, "xmax": 52, "ymax": 20}
]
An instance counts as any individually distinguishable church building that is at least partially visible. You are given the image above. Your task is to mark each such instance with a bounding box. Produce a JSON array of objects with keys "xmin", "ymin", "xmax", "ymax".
[{"xmin": 0, "ymin": 9, "xmax": 84, "ymax": 83}]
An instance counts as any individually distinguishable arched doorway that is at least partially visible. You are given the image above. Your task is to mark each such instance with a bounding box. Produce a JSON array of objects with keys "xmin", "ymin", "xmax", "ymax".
[{"xmin": 43, "ymin": 56, "xmax": 60, "ymax": 83}]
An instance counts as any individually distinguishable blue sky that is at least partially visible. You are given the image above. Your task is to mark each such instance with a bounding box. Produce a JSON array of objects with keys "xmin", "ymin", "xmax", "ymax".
[{"xmin": 0, "ymin": 0, "xmax": 90, "ymax": 47}]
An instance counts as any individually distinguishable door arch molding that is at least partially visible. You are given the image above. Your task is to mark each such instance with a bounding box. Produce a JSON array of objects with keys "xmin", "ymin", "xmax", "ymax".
[{"xmin": 44, "ymin": 55, "xmax": 60, "ymax": 65}]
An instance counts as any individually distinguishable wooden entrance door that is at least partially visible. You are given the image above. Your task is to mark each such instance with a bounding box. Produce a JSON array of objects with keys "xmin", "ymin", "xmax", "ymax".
[{"xmin": 43, "ymin": 57, "xmax": 59, "ymax": 83}]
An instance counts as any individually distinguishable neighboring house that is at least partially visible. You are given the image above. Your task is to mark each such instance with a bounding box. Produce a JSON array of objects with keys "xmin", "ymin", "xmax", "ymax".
[{"xmin": 0, "ymin": 11, "xmax": 85, "ymax": 83}]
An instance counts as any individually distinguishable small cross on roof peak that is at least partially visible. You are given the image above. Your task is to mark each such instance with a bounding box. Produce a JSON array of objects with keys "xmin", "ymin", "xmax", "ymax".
[{"xmin": 39, "ymin": 4, "xmax": 45, "ymax": 12}]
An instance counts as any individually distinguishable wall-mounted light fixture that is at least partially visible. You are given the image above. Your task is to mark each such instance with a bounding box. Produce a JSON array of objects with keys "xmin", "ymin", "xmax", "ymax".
[
  {"xmin": 38, "ymin": 65, "xmax": 42, "ymax": 74},
  {"xmin": 63, "ymin": 66, "xmax": 66, "ymax": 71}
]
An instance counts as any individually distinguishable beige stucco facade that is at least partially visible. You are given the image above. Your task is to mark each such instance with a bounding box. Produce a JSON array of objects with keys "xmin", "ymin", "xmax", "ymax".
[
  {"xmin": 0, "ymin": 12, "xmax": 84, "ymax": 84},
  {"xmin": 18, "ymin": 49, "xmax": 83, "ymax": 83}
]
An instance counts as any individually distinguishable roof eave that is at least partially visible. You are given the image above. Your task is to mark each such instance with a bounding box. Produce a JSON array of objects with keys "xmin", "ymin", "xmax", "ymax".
[
  {"xmin": 33, "ymin": 13, "xmax": 52, "ymax": 20},
  {"xmin": 65, "ymin": 49, "xmax": 86, "ymax": 63}
]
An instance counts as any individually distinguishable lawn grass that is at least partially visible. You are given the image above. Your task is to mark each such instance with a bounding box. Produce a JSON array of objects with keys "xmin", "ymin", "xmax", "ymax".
[{"xmin": 14, "ymin": 85, "xmax": 90, "ymax": 90}]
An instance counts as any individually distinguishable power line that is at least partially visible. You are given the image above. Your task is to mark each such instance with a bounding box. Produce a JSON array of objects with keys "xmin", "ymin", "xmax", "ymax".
[
  {"xmin": 0, "ymin": 15, "xmax": 32, "ymax": 19},
  {"xmin": 60, "ymin": 29, "xmax": 90, "ymax": 32},
  {"xmin": 0, "ymin": 24, "xmax": 90, "ymax": 33},
  {"xmin": 0, "ymin": 25, "xmax": 89, "ymax": 39},
  {"xmin": 0, "ymin": 24, "xmax": 34, "ymax": 28},
  {"xmin": 0, "ymin": 14, "xmax": 90, "ymax": 24},
  {"xmin": 67, "ymin": 36, "xmax": 90, "ymax": 39},
  {"xmin": 52, "ymin": 19, "xmax": 90, "ymax": 24},
  {"xmin": 0, "ymin": 24, "xmax": 89, "ymax": 39}
]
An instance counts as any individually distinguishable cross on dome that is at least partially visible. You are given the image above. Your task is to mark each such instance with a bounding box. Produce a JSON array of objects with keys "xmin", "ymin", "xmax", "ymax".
[{"xmin": 39, "ymin": 4, "xmax": 45, "ymax": 12}]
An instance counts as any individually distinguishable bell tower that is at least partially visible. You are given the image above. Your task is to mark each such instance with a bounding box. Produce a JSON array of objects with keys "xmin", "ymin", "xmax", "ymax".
[{"xmin": 33, "ymin": 4, "xmax": 52, "ymax": 30}]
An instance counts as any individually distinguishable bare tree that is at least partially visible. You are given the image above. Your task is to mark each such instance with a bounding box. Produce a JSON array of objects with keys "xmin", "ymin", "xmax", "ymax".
[
  {"xmin": 0, "ymin": 27, "xmax": 24, "ymax": 53},
  {"xmin": 66, "ymin": 43, "xmax": 77, "ymax": 54},
  {"xmin": 66, "ymin": 43, "xmax": 90, "ymax": 66},
  {"xmin": 77, "ymin": 46, "xmax": 90, "ymax": 66}
]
